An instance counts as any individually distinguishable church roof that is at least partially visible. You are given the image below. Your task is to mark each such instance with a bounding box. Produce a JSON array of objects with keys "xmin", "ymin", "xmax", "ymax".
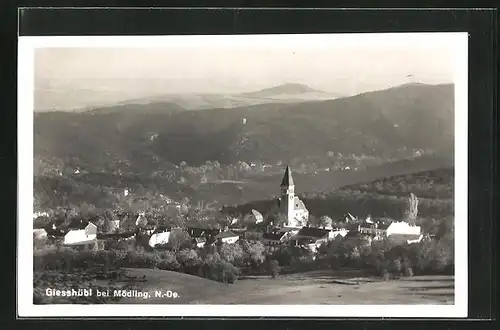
[
  {"xmin": 280, "ymin": 165, "xmax": 294, "ymax": 187},
  {"xmin": 293, "ymin": 197, "xmax": 307, "ymax": 210}
]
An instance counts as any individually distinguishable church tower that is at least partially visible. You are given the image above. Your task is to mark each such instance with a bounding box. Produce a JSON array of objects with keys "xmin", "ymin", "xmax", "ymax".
[{"xmin": 280, "ymin": 165, "xmax": 295, "ymax": 226}]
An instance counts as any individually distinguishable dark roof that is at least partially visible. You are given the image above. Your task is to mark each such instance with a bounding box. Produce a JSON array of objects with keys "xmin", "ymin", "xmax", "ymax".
[
  {"xmin": 68, "ymin": 220, "xmax": 94, "ymax": 230},
  {"xmin": 152, "ymin": 226, "xmax": 171, "ymax": 234},
  {"xmin": 280, "ymin": 165, "xmax": 294, "ymax": 187},
  {"xmin": 214, "ymin": 231, "xmax": 238, "ymax": 239},
  {"xmin": 359, "ymin": 222, "xmax": 391, "ymax": 230},
  {"xmin": 97, "ymin": 231, "xmax": 135, "ymax": 239},
  {"xmin": 296, "ymin": 227, "xmax": 330, "ymax": 239},
  {"xmin": 262, "ymin": 232, "xmax": 286, "ymax": 241}
]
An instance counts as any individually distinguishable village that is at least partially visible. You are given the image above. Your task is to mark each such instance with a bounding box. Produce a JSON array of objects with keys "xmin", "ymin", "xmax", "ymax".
[{"xmin": 33, "ymin": 165, "xmax": 426, "ymax": 257}]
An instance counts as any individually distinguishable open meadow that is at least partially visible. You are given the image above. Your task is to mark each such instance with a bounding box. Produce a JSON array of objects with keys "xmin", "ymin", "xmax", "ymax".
[{"xmin": 109, "ymin": 268, "xmax": 454, "ymax": 305}]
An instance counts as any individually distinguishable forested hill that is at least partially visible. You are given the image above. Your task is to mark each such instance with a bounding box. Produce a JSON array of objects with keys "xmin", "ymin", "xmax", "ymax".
[
  {"xmin": 222, "ymin": 167, "xmax": 454, "ymax": 221},
  {"xmin": 34, "ymin": 83, "xmax": 454, "ymax": 172}
]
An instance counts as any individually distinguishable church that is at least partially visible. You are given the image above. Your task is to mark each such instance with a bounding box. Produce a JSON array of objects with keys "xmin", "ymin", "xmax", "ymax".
[{"xmin": 277, "ymin": 165, "xmax": 309, "ymax": 228}]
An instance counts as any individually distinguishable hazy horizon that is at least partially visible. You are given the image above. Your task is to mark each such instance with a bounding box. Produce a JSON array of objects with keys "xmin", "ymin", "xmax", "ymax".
[{"xmin": 33, "ymin": 34, "xmax": 458, "ymax": 111}]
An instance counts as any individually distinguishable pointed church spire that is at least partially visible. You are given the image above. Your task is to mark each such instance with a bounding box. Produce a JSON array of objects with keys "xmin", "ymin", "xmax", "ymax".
[{"xmin": 280, "ymin": 165, "xmax": 294, "ymax": 187}]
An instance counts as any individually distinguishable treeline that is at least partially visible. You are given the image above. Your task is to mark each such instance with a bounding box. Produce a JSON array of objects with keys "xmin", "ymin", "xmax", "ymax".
[
  {"xmin": 224, "ymin": 167, "xmax": 454, "ymax": 220},
  {"xmin": 317, "ymin": 234, "xmax": 454, "ymax": 278},
  {"xmin": 339, "ymin": 168, "xmax": 454, "ymax": 199},
  {"xmin": 34, "ymin": 238, "xmax": 271, "ymax": 285}
]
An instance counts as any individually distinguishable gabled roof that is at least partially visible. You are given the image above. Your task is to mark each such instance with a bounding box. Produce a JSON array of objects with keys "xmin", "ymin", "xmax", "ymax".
[
  {"xmin": 278, "ymin": 227, "xmax": 300, "ymax": 233},
  {"xmin": 262, "ymin": 232, "xmax": 286, "ymax": 241},
  {"xmin": 214, "ymin": 231, "xmax": 238, "ymax": 239},
  {"xmin": 68, "ymin": 220, "xmax": 95, "ymax": 230},
  {"xmin": 296, "ymin": 227, "xmax": 330, "ymax": 239},
  {"xmin": 152, "ymin": 226, "xmax": 171, "ymax": 234},
  {"xmin": 251, "ymin": 209, "xmax": 263, "ymax": 220},
  {"xmin": 280, "ymin": 165, "xmax": 294, "ymax": 187}
]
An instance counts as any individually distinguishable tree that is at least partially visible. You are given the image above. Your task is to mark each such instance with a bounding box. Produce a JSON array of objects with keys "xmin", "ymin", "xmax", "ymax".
[
  {"xmin": 389, "ymin": 259, "xmax": 402, "ymax": 276},
  {"xmin": 268, "ymin": 260, "xmax": 281, "ymax": 279},
  {"xmin": 242, "ymin": 240, "xmax": 266, "ymax": 268},
  {"xmin": 176, "ymin": 248, "xmax": 202, "ymax": 275},
  {"xmin": 318, "ymin": 215, "xmax": 333, "ymax": 228},
  {"xmin": 403, "ymin": 193, "xmax": 419, "ymax": 225},
  {"xmin": 167, "ymin": 230, "xmax": 193, "ymax": 252},
  {"xmin": 219, "ymin": 243, "xmax": 244, "ymax": 266}
]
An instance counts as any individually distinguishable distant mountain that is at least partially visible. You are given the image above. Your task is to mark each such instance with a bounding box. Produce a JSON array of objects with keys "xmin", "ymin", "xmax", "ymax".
[
  {"xmin": 35, "ymin": 80, "xmax": 342, "ymax": 112},
  {"xmin": 34, "ymin": 83, "xmax": 454, "ymax": 172},
  {"xmin": 242, "ymin": 83, "xmax": 324, "ymax": 97}
]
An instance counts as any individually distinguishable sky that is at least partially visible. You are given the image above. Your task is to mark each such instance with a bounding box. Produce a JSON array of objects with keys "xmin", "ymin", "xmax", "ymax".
[{"xmin": 33, "ymin": 34, "xmax": 461, "ymax": 102}]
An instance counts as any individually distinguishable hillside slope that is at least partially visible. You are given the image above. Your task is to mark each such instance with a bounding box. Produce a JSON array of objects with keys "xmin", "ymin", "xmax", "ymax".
[{"xmin": 34, "ymin": 83, "xmax": 454, "ymax": 171}]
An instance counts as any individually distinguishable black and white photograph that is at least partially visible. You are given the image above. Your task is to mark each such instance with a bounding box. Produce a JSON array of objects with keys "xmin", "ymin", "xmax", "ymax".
[{"xmin": 18, "ymin": 33, "xmax": 468, "ymax": 317}]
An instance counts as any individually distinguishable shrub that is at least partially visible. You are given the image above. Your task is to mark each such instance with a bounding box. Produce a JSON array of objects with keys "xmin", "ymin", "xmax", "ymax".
[
  {"xmin": 268, "ymin": 260, "xmax": 281, "ymax": 279},
  {"xmin": 381, "ymin": 268, "xmax": 390, "ymax": 281},
  {"xmin": 389, "ymin": 259, "xmax": 402, "ymax": 277},
  {"xmin": 202, "ymin": 256, "xmax": 239, "ymax": 284},
  {"xmin": 403, "ymin": 266, "xmax": 414, "ymax": 277},
  {"xmin": 156, "ymin": 251, "xmax": 180, "ymax": 271}
]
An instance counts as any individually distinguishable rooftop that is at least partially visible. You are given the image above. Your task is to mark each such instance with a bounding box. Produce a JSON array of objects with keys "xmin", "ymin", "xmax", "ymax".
[
  {"xmin": 280, "ymin": 165, "xmax": 294, "ymax": 187},
  {"xmin": 296, "ymin": 227, "xmax": 330, "ymax": 239},
  {"xmin": 262, "ymin": 232, "xmax": 286, "ymax": 241},
  {"xmin": 214, "ymin": 231, "xmax": 239, "ymax": 239}
]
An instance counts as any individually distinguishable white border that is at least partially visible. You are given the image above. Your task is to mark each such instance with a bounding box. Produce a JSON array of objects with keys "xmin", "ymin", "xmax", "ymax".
[{"xmin": 18, "ymin": 33, "xmax": 468, "ymax": 318}]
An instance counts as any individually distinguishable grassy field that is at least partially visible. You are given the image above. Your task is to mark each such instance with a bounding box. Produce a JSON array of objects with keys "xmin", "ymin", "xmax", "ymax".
[{"xmin": 113, "ymin": 268, "xmax": 454, "ymax": 305}]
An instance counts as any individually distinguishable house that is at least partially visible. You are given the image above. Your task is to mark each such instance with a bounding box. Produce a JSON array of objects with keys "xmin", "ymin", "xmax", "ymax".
[
  {"xmin": 230, "ymin": 227, "xmax": 248, "ymax": 238},
  {"xmin": 357, "ymin": 221, "xmax": 390, "ymax": 238},
  {"xmin": 343, "ymin": 230, "xmax": 374, "ymax": 247},
  {"xmin": 291, "ymin": 227, "xmax": 334, "ymax": 252},
  {"xmin": 329, "ymin": 227, "xmax": 349, "ymax": 239},
  {"xmin": 214, "ymin": 231, "xmax": 239, "ymax": 244},
  {"xmin": 33, "ymin": 228, "xmax": 47, "ymax": 240},
  {"xmin": 244, "ymin": 209, "xmax": 264, "ymax": 224},
  {"xmin": 386, "ymin": 221, "xmax": 423, "ymax": 244},
  {"xmin": 262, "ymin": 232, "xmax": 288, "ymax": 246},
  {"xmin": 63, "ymin": 222, "xmax": 98, "ymax": 245},
  {"xmin": 194, "ymin": 237, "xmax": 207, "ymax": 248},
  {"xmin": 97, "ymin": 231, "xmax": 135, "ymax": 240},
  {"xmin": 149, "ymin": 227, "xmax": 171, "ymax": 248},
  {"xmin": 277, "ymin": 165, "xmax": 309, "ymax": 228}
]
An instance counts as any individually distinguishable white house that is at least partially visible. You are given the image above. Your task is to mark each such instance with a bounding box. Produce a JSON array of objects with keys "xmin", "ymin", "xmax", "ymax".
[
  {"xmin": 63, "ymin": 222, "xmax": 97, "ymax": 245},
  {"xmin": 329, "ymin": 228, "xmax": 349, "ymax": 239},
  {"xmin": 214, "ymin": 231, "xmax": 239, "ymax": 244},
  {"xmin": 386, "ymin": 221, "xmax": 423, "ymax": 244},
  {"xmin": 149, "ymin": 229, "xmax": 171, "ymax": 248}
]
